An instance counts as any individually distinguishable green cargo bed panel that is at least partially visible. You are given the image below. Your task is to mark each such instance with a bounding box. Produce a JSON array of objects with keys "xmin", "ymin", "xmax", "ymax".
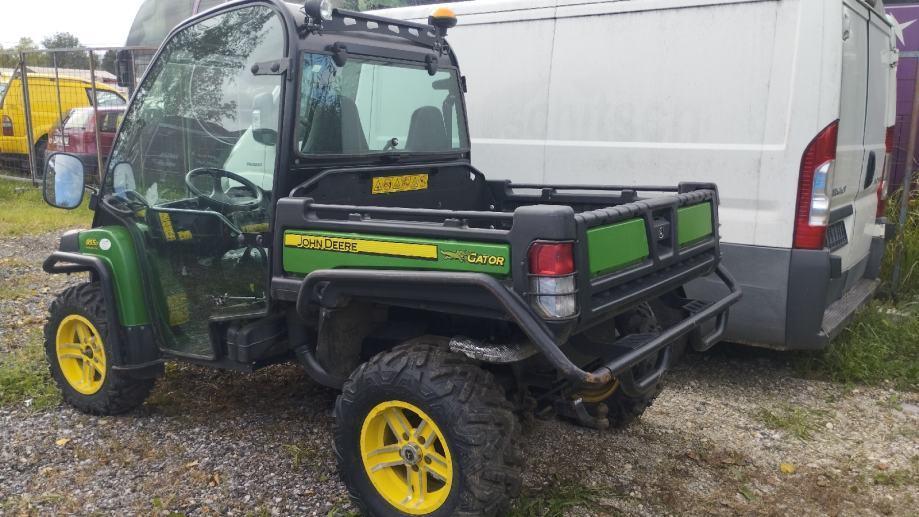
[
  {"xmin": 677, "ymin": 202, "xmax": 713, "ymax": 246},
  {"xmin": 587, "ymin": 219, "xmax": 649, "ymax": 277}
]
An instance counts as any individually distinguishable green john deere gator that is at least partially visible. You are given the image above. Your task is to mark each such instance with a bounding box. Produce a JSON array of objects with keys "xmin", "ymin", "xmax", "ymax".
[{"xmin": 40, "ymin": 1, "xmax": 740, "ymax": 514}]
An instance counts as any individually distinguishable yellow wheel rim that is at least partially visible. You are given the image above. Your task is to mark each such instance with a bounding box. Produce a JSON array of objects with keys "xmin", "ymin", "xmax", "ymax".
[
  {"xmin": 574, "ymin": 379, "xmax": 619, "ymax": 403},
  {"xmin": 55, "ymin": 315, "xmax": 106, "ymax": 395},
  {"xmin": 360, "ymin": 400, "xmax": 453, "ymax": 515}
]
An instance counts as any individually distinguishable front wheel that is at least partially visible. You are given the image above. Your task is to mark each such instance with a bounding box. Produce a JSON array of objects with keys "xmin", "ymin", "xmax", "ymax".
[
  {"xmin": 333, "ymin": 343, "xmax": 521, "ymax": 516},
  {"xmin": 44, "ymin": 282, "xmax": 154, "ymax": 414}
]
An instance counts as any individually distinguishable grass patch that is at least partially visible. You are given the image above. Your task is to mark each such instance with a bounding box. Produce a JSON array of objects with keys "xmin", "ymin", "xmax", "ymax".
[
  {"xmin": 882, "ymin": 184, "xmax": 919, "ymax": 299},
  {"xmin": 754, "ymin": 403, "xmax": 828, "ymax": 440},
  {"xmin": 794, "ymin": 191, "xmax": 919, "ymax": 392},
  {"xmin": 0, "ymin": 330, "xmax": 59, "ymax": 410},
  {"xmin": 509, "ymin": 481, "xmax": 607, "ymax": 517},
  {"xmin": 0, "ymin": 178, "xmax": 91, "ymax": 236},
  {"xmin": 795, "ymin": 301, "xmax": 919, "ymax": 392}
]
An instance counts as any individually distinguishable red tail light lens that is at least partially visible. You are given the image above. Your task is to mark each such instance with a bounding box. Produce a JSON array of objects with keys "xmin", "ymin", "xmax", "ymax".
[
  {"xmin": 528, "ymin": 242, "xmax": 574, "ymax": 276},
  {"xmin": 794, "ymin": 120, "xmax": 838, "ymax": 249},
  {"xmin": 2, "ymin": 116, "xmax": 12, "ymax": 137},
  {"xmin": 885, "ymin": 126, "xmax": 895, "ymax": 154}
]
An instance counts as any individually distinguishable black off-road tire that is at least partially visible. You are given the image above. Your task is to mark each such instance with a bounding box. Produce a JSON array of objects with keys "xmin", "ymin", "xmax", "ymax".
[
  {"xmin": 333, "ymin": 343, "xmax": 522, "ymax": 516},
  {"xmin": 593, "ymin": 299, "xmax": 687, "ymax": 429},
  {"xmin": 44, "ymin": 282, "xmax": 154, "ymax": 415},
  {"xmin": 603, "ymin": 382, "xmax": 663, "ymax": 429}
]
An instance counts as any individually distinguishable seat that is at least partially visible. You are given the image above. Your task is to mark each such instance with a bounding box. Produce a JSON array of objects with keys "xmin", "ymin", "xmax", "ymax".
[
  {"xmin": 302, "ymin": 96, "xmax": 369, "ymax": 154},
  {"xmin": 405, "ymin": 106, "xmax": 449, "ymax": 151}
]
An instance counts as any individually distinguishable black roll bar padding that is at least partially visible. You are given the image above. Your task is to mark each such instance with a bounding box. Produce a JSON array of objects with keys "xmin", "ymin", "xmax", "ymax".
[
  {"xmin": 42, "ymin": 251, "xmax": 124, "ymax": 360},
  {"xmin": 296, "ymin": 265, "xmax": 741, "ymax": 388}
]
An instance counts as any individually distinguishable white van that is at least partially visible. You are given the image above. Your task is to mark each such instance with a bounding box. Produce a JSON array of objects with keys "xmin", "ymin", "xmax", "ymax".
[{"xmin": 376, "ymin": 0, "xmax": 898, "ymax": 350}]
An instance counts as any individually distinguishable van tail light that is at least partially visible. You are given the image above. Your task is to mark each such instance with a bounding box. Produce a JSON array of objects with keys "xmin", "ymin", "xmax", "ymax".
[
  {"xmin": 2, "ymin": 116, "xmax": 12, "ymax": 136},
  {"xmin": 794, "ymin": 120, "xmax": 839, "ymax": 249},
  {"xmin": 528, "ymin": 241, "xmax": 577, "ymax": 319},
  {"xmin": 877, "ymin": 125, "xmax": 895, "ymax": 218}
]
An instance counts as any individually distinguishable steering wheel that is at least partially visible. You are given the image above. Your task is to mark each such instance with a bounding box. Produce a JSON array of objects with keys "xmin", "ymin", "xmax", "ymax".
[{"xmin": 185, "ymin": 168, "xmax": 263, "ymax": 209}]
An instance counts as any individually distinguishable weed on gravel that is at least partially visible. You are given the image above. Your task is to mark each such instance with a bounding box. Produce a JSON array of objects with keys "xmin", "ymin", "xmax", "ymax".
[
  {"xmin": 0, "ymin": 178, "xmax": 91, "ymax": 236},
  {"xmin": 508, "ymin": 478, "xmax": 609, "ymax": 517},
  {"xmin": 754, "ymin": 403, "xmax": 828, "ymax": 440},
  {"xmin": 0, "ymin": 330, "xmax": 59, "ymax": 410}
]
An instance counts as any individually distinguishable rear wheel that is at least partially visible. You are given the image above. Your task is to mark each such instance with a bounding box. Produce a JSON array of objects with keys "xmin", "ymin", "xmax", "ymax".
[
  {"xmin": 44, "ymin": 282, "xmax": 154, "ymax": 414},
  {"xmin": 576, "ymin": 299, "xmax": 686, "ymax": 428},
  {"xmin": 333, "ymin": 343, "xmax": 521, "ymax": 516}
]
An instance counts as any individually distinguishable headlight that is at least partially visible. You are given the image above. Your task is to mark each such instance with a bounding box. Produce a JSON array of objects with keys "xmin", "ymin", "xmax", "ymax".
[{"xmin": 304, "ymin": 0, "xmax": 333, "ymax": 22}]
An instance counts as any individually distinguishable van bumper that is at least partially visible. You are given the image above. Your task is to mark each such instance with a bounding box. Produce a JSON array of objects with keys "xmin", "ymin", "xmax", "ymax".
[
  {"xmin": 684, "ymin": 238, "xmax": 884, "ymax": 350},
  {"xmin": 785, "ymin": 244, "xmax": 880, "ymax": 350}
]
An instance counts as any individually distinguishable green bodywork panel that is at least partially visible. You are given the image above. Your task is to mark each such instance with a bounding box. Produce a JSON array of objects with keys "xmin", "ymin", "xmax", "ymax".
[
  {"xmin": 78, "ymin": 226, "xmax": 150, "ymax": 326},
  {"xmin": 677, "ymin": 202, "xmax": 714, "ymax": 246},
  {"xmin": 586, "ymin": 219, "xmax": 650, "ymax": 277},
  {"xmin": 586, "ymin": 202, "xmax": 714, "ymax": 277},
  {"xmin": 283, "ymin": 230, "xmax": 511, "ymax": 277}
]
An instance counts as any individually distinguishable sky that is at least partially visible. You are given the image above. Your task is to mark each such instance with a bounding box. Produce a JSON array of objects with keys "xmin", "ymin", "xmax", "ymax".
[{"xmin": 0, "ymin": 0, "xmax": 147, "ymax": 49}]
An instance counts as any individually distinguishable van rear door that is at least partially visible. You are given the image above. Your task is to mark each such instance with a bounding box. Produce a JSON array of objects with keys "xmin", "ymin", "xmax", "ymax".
[{"xmin": 831, "ymin": 1, "xmax": 888, "ymax": 284}]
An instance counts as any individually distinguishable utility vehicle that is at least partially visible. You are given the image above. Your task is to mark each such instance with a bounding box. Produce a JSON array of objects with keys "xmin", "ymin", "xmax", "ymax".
[{"xmin": 41, "ymin": 1, "xmax": 740, "ymax": 514}]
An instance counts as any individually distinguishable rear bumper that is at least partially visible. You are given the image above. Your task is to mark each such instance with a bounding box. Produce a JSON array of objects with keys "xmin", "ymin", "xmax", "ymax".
[
  {"xmin": 289, "ymin": 265, "xmax": 740, "ymax": 394},
  {"xmin": 685, "ymin": 238, "xmax": 885, "ymax": 350}
]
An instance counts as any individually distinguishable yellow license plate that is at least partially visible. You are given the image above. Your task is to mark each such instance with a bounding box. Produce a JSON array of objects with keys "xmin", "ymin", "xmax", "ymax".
[{"xmin": 371, "ymin": 173, "xmax": 429, "ymax": 194}]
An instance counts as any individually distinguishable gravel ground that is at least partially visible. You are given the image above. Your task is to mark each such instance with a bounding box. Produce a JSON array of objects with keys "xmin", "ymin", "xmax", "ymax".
[{"xmin": 1, "ymin": 233, "xmax": 917, "ymax": 516}]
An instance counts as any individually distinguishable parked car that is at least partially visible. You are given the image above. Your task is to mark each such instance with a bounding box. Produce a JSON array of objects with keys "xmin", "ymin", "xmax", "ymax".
[
  {"xmin": 45, "ymin": 106, "xmax": 125, "ymax": 176},
  {"xmin": 0, "ymin": 73, "xmax": 126, "ymax": 170},
  {"xmin": 379, "ymin": 0, "xmax": 899, "ymax": 350}
]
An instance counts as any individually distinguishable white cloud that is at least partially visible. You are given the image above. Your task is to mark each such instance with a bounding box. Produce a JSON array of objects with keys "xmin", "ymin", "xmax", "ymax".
[{"xmin": 0, "ymin": 0, "xmax": 148, "ymax": 49}]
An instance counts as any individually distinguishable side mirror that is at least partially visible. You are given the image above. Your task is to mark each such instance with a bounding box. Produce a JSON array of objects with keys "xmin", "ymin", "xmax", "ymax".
[{"xmin": 43, "ymin": 153, "xmax": 86, "ymax": 209}]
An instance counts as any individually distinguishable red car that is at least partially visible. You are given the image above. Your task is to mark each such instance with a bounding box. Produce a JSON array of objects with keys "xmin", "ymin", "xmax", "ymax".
[{"xmin": 45, "ymin": 106, "xmax": 124, "ymax": 175}]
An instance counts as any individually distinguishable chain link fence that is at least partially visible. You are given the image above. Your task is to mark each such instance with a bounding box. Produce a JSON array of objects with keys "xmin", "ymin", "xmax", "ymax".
[{"xmin": 0, "ymin": 47, "xmax": 156, "ymax": 185}]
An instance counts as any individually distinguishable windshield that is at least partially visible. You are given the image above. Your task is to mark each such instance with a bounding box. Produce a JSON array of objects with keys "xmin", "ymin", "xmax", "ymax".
[{"xmin": 297, "ymin": 53, "xmax": 469, "ymax": 156}]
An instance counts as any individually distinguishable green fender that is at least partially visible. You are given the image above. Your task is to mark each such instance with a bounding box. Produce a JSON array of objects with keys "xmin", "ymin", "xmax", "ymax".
[{"xmin": 77, "ymin": 226, "xmax": 150, "ymax": 327}]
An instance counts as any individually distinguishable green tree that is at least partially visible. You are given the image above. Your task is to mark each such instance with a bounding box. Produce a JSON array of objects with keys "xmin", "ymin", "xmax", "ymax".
[
  {"xmin": 14, "ymin": 37, "xmax": 48, "ymax": 67},
  {"xmin": 0, "ymin": 44, "xmax": 16, "ymax": 68},
  {"xmin": 101, "ymin": 50, "xmax": 117, "ymax": 75},
  {"xmin": 40, "ymin": 32, "xmax": 89, "ymax": 69}
]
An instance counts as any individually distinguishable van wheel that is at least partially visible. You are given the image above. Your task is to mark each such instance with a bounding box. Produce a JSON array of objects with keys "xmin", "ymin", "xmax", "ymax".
[
  {"xmin": 333, "ymin": 343, "xmax": 521, "ymax": 516},
  {"xmin": 44, "ymin": 282, "xmax": 154, "ymax": 415}
]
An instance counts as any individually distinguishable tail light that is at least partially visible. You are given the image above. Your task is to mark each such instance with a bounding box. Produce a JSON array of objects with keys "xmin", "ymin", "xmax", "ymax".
[
  {"xmin": 2, "ymin": 116, "xmax": 12, "ymax": 137},
  {"xmin": 793, "ymin": 120, "xmax": 839, "ymax": 249},
  {"xmin": 527, "ymin": 241, "xmax": 577, "ymax": 319},
  {"xmin": 877, "ymin": 126, "xmax": 895, "ymax": 218}
]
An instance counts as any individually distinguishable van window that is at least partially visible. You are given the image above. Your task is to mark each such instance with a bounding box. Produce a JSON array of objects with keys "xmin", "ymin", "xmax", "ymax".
[
  {"xmin": 99, "ymin": 112, "xmax": 122, "ymax": 133},
  {"xmin": 64, "ymin": 109, "xmax": 93, "ymax": 129},
  {"xmin": 87, "ymin": 89, "xmax": 126, "ymax": 107}
]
